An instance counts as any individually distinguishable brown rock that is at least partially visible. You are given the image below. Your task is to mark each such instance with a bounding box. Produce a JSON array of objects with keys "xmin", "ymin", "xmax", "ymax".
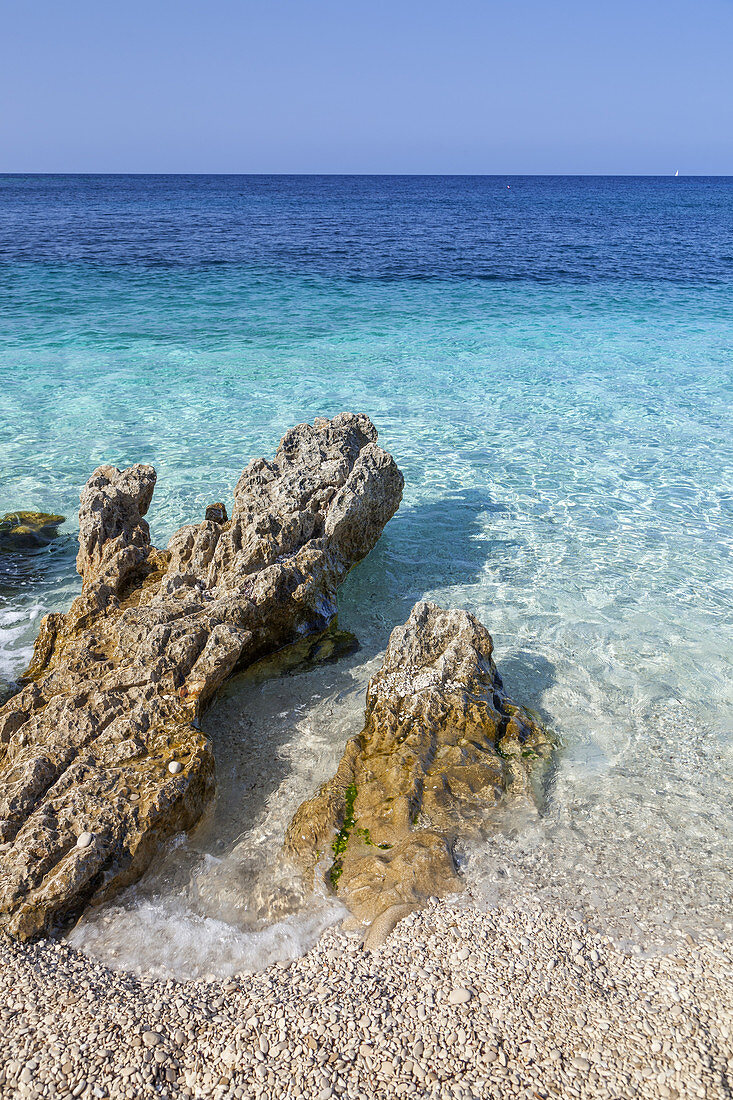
[
  {"xmin": 0, "ymin": 413, "xmax": 403, "ymax": 939},
  {"xmin": 284, "ymin": 601, "xmax": 553, "ymax": 946}
]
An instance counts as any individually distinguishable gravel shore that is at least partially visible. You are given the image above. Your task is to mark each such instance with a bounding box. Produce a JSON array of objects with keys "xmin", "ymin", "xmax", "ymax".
[{"xmin": 1, "ymin": 896, "xmax": 730, "ymax": 1100}]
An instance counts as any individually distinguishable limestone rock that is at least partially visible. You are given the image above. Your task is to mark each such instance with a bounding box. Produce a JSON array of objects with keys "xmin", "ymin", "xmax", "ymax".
[
  {"xmin": 0, "ymin": 512, "xmax": 65, "ymax": 549},
  {"xmin": 0, "ymin": 413, "xmax": 403, "ymax": 939},
  {"xmin": 284, "ymin": 601, "xmax": 553, "ymax": 945}
]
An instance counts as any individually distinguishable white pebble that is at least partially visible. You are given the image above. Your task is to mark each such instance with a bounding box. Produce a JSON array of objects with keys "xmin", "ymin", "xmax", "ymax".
[
  {"xmin": 168, "ymin": 761, "xmax": 183, "ymax": 774},
  {"xmin": 447, "ymin": 987, "xmax": 472, "ymax": 1005},
  {"xmin": 76, "ymin": 832, "xmax": 93, "ymax": 849}
]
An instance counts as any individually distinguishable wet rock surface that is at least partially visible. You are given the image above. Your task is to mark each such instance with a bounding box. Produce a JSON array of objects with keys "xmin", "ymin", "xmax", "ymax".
[
  {"xmin": 285, "ymin": 601, "xmax": 553, "ymax": 945},
  {"xmin": 0, "ymin": 413, "xmax": 403, "ymax": 940}
]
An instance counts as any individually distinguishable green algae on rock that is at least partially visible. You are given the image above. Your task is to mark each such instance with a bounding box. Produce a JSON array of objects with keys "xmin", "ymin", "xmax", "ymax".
[
  {"xmin": 284, "ymin": 601, "xmax": 553, "ymax": 948},
  {"xmin": 0, "ymin": 413, "xmax": 403, "ymax": 940},
  {"xmin": 0, "ymin": 512, "xmax": 65, "ymax": 550}
]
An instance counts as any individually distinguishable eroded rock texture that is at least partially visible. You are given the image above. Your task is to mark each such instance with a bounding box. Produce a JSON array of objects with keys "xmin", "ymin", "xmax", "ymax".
[
  {"xmin": 0, "ymin": 413, "xmax": 403, "ymax": 939},
  {"xmin": 285, "ymin": 601, "xmax": 552, "ymax": 947}
]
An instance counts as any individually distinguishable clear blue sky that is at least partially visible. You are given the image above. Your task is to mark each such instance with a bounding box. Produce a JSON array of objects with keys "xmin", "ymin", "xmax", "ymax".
[{"xmin": 2, "ymin": 0, "xmax": 731, "ymax": 173}]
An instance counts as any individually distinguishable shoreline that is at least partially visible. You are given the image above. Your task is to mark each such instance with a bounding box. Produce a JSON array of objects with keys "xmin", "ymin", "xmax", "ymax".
[{"xmin": 2, "ymin": 892, "xmax": 730, "ymax": 1100}]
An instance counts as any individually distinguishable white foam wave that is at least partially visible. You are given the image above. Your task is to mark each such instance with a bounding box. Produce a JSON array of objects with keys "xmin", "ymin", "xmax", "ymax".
[
  {"xmin": 0, "ymin": 603, "xmax": 43, "ymax": 681},
  {"xmin": 69, "ymin": 890, "xmax": 345, "ymax": 982}
]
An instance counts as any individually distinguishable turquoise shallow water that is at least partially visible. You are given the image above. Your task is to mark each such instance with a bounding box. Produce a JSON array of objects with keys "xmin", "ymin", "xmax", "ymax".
[{"xmin": 1, "ymin": 176, "xmax": 732, "ymax": 974}]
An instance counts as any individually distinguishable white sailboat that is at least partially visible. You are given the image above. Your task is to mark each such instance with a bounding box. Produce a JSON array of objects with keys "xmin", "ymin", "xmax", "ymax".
[{"xmin": 674, "ymin": 169, "xmax": 679, "ymax": 176}]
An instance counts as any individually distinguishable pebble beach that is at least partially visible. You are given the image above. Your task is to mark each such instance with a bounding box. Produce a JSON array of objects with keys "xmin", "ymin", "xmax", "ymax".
[{"xmin": 2, "ymin": 892, "xmax": 731, "ymax": 1100}]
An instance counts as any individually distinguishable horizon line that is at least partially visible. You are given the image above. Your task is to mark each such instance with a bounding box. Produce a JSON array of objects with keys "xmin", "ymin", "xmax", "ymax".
[{"xmin": 1, "ymin": 171, "xmax": 732, "ymax": 179}]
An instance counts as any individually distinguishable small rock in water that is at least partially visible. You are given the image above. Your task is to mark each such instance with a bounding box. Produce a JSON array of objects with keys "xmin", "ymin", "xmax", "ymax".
[
  {"xmin": 168, "ymin": 761, "xmax": 183, "ymax": 775},
  {"xmin": 285, "ymin": 601, "xmax": 552, "ymax": 939},
  {"xmin": 0, "ymin": 510, "xmax": 65, "ymax": 549},
  {"xmin": 447, "ymin": 987, "xmax": 472, "ymax": 1005},
  {"xmin": 76, "ymin": 832, "xmax": 93, "ymax": 849}
]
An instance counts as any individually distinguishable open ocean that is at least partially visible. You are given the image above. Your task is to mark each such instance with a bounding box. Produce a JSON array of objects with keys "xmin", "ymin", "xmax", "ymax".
[{"xmin": 1, "ymin": 175, "xmax": 731, "ymax": 977}]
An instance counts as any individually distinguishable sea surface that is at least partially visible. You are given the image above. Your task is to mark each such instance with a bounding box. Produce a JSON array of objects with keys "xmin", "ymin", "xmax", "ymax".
[{"xmin": 1, "ymin": 175, "xmax": 731, "ymax": 978}]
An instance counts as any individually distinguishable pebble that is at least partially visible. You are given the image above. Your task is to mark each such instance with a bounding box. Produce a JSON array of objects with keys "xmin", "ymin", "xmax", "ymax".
[
  {"xmin": 447, "ymin": 987, "xmax": 472, "ymax": 1005},
  {"xmin": 0, "ymin": 902, "xmax": 729, "ymax": 1100},
  {"xmin": 168, "ymin": 761, "xmax": 183, "ymax": 774}
]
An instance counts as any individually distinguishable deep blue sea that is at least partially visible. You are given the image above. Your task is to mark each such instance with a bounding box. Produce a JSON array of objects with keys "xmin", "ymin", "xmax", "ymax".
[{"xmin": 1, "ymin": 176, "xmax": 731, "ymax": 976}]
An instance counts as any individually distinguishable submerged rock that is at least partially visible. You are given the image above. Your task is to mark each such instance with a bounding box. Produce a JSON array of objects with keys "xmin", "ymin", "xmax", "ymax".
[
  {"xmin": 284, "ymin": 601, "xmax": 553, "ymax": 947},
  {"xmin": 0, "ymin": 413, "xmax": 403, "ymax": 940},
  {"xmin": 0, "ymin": 511, "xmax": 65, "ymax": 549}
]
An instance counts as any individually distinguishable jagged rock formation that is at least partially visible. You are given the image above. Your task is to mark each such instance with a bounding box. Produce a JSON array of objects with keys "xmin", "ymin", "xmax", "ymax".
[
  {"xmin": 0, "ymin": 512, "xmax": 65, "ymax": 549},
  {"xmin": 0, "ymin": 414, "xmax": 403, "ymax": 940},
  {"xmin": 285, "ymin": 601, "xmax": 553, "ymax": 947}
]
